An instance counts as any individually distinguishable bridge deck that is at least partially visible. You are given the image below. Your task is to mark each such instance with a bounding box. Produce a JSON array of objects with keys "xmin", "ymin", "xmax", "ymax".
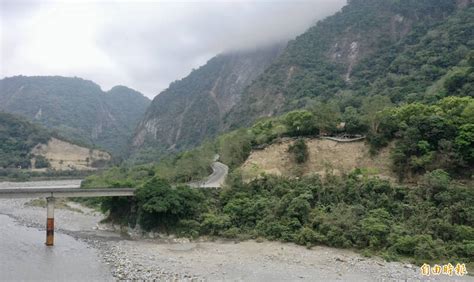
[{"xmin": 0, "ymin": 188, "xmax": 135, "ymax": 198}]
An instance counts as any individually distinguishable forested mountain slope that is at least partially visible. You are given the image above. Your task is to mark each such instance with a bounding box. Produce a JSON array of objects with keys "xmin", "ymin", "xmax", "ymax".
[
  {"xmin": 132, "ymin": 45, "xmax": 285, "ymax": 156},
  {"xmin": 226, "ymin": 0, "xmax": 473, "ymax": 128},
  {"xmin": 83, "ymin": 0, "xmax": 474, "ymax": 266},
  {"xmin": 0, "ymin": 112, "xmax": 111, "ymax": 170},
  {"xmin": 0, "ymin": 76, "xmax": 150, "ymax": 156},
  {"xmin": 0, "ymin": 112, "xmax": 51, "ymax": 168},
  {"xmin": 132, "ymin": 0, "xmax": 473, "ymax": 162}
]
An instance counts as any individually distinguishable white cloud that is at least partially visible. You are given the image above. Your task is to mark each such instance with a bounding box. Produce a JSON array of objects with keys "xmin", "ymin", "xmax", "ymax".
[{"xmin": 1, "ymin": 0, "xmax": 346, "ymax": 98}]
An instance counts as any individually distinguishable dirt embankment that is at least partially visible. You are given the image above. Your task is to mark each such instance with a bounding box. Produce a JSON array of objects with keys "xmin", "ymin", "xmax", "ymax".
[
  {"xmin": 241, "ymin": 138, "xmax": 395, "ymax": 181},
  {"xmin": 30, "ymin": 138, "xmax": 111, "ymax": 171}
]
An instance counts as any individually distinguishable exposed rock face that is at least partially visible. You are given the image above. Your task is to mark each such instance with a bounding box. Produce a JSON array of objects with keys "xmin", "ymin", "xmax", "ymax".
[
  {"xmin": 456, "ymin": 0, "xmax": 471, "ymax": 8},
  {"xmin": 225, "ymin": 0, "xmax": 461, "ymax": 128},
  {"xmin": 132, "ymin": 44, "xmax": 285, "ymax": 152},
  {"xmin": 133, "ymin": 0, "xmax": 470, "ymax": 159},
  {"xmin": 31, "ymin": 138, "xmax": 111, "ymax": 171},
  {"xmin": 0, "ymin": 76, "xmax": 150, "ymax": 156}
]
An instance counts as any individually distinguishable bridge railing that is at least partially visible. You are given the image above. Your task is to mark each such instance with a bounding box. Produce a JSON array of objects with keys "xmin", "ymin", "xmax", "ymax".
[{"xmin": 0, "ymin": 188, "xmax": 135, "ymax": 198}]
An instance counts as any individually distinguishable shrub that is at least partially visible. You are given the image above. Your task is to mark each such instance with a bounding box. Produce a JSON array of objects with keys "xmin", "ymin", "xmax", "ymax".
[
  {"xmin": 283, "ymin": 110, "xmax": 317, "ymax": 136},
  {"xmin": 136, "ymin": 177, "xmax": 205, "ymax": 231},
  {"xmin": 101, "ymin": 170, "xmax": 473, "ymax": 264},
  {"xmin": 34, "ymin": 155, "xmax": 50, "ymax": 168},
  {"xmin": 288, "ymin": 139, "xmax": 309, "ymax": 164}
]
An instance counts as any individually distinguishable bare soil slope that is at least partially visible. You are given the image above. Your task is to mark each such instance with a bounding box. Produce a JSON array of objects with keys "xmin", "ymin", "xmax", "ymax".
[
  {"xmin": 241, "ymin": 138, "xmax": 394, "ymax": 181},
  {"xmin": 31, "ymin": 138, "xmax": 111, "ymax": 171}
]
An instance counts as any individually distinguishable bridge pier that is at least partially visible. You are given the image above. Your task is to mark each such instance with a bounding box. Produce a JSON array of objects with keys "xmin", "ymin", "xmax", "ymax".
[
  {"xmin": 46, "ymin": 197, "xmax": 55, "ymax": 246},
  {"xmin": 0, "ymin": 187, "xmax": 135, "ymax": 245}
]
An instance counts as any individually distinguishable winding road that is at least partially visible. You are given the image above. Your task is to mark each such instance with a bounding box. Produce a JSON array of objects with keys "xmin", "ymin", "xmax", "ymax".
[
  {"xmin": 189, "ymin": 155, "xmax": 229, "ymax": 188},
  {"xmin": 200, "ymin": 161, "xmax": 228, "ymax": 188}
]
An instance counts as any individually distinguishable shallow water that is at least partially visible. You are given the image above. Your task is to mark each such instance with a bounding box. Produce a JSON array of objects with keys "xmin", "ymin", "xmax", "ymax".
[
  {"xmin": 0, "ymin": 179, "xmax": 113, "ymax": 281},
  {"xmin": 0, "ymin": 214, "xmax": 113, "ymax": 281}
]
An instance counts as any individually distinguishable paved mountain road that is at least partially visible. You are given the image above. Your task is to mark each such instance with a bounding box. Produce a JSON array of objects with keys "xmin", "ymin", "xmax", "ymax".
[
  {"xmin": 189, "ymin": 155, "xmax": 229, "ymax": 188},
  {"xmin": 200, "ymin": 162, "xmax": 228, "ymax": 188}
]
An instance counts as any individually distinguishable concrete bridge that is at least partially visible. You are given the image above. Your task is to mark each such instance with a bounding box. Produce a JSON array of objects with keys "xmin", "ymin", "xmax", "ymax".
[{"xmin": 0, "ymin": 187, "xmax": 135, "ymax": 246}]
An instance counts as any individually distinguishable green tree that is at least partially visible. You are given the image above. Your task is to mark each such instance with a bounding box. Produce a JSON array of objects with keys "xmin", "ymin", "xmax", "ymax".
[
  {"xmin": 288, "ymin": 139, "xmax": 309, "ymax": 164},
  {"xmin": 311, "ymin": 102, "xmax": 341, "ymax": 135},
  {"xmin": 283, "ymin": 110, "xmax": 317, "ymax": 136},
  {"xmin": 361, "ymin": 95, "xmax": 393, "ymax": 133},
  {"xmin": 136, "ymin": 177, "xmax": 205, "ymax": 231},
  {"xmin": 342, "ymin": 106, "xmax": 368, "ymax": 134},
  {"xmin": 218, "ymin": 129, "xmax": 253, "ymax": 168},
  {"xmin": 455, "ymin": 124, "xmax": 474, "ymax": 163},
  {"xmin": 34, "ymin": 155, "xmax": 50, "ymax": 169}
]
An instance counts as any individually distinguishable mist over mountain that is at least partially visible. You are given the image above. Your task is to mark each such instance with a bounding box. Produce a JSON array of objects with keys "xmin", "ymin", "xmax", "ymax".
[
  {"xmin": 1, "ymin": 0, "xmax": 346, "ymax": 97},
  {"xmin": 132, "ymin": 0, "xmax": 473, "ymax": 159},
  {"xmin": 1, "ymin": 1, "xmax": 473, "ymax": 274},
  {"xmin": 131, "ymin": 44, "xmax": 285, "ymax": 157},
  {"xmin": 226, "ymin": 0, "xmax": 473, "ymax": 127}
]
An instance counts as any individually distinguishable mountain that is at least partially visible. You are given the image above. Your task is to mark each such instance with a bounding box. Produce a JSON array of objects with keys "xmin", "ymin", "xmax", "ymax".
[
  {"xmin": 226, "ymin": 0, "xmax": 474, "ymax": 127},
  {"xmin": 132, "ymin": 0, "xmax": 473, "ymax": 159},
  {"xmin": 0, "ymin": 76, "xmax": 150, "ymax": 156},
  {"xmin": 132, "ymin": 44, "xmax": 285, "ymax": 155},
  {"xmin": 0, "ymin": 112, "xmax": 51, "ymax": 169},
  {"xmin": 0, "ymin": 112, "xmax": 110, "ymax": 170}
]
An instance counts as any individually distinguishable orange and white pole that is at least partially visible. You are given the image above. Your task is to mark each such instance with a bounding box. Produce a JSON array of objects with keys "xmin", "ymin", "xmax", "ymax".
[{"xmin": 46, "ymin": 197, "xmax": 55, "ymax": 246}]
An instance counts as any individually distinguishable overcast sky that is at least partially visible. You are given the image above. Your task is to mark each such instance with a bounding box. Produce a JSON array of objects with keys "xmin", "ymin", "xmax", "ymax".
[{"xmin": 1, "ymin": 0, "xmax": 346, "ymax": 98}]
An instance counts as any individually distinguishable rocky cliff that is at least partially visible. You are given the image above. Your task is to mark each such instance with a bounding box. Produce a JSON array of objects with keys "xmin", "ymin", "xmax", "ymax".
[
  {"xmin": 225, "ymin": 0, "xmax": 470, "ymax": 128},
  {"xmin": 132, "ymin": 0, "xmax": 473, "ymax": 161},
  {"xmin": 132, "ymin": 44, "xmax": 285, "ymax": 153}
]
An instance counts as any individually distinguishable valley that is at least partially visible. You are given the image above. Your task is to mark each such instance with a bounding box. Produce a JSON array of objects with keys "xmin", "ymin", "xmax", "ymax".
[
  {"xmin": 0, "ymin": 180, "xmax": 453, "ymax": 281},
  {"xmin": 1, "ymin": 0, "xmax": 473, "ymax": 280}
]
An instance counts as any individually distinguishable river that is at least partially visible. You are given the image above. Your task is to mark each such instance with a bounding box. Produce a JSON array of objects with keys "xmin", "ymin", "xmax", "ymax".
[
  {"xmin": 0, "ymin": 180, "xmax": 113, "ymax": 281},
  {"xmin": 1, "ymin": 180, "xmax": 470, "ymax": 281}
]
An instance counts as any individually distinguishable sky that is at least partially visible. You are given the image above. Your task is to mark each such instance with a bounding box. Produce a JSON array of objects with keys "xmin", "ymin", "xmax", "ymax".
[{"xmin": 1, "ymin": 0, "xmax": 346, "ymax": 98}]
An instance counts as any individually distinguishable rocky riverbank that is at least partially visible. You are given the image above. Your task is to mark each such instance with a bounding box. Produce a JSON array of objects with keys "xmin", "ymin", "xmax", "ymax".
[{"xmin": 1, "ymin": 180, "xmax": 472, "ymax": 281}]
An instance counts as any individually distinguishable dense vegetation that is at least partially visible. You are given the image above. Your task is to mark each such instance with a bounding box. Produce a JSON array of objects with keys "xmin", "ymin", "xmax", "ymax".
[
  {"xmin": 0, "ymin": 76, "xmax": 150, "ymax": 156},
  {"xmin": 0, "ymin": 168, "xmax": 95, "ymax": 182},
  {"xmin": 80, "ymin": 0, "xmax": 474, "ymax": 267},
  {"xmin": 122, "ymin": 0, "xmax": 474, "ymax": 168},
  {"xmin": 0, "ymin": 112, "xmax": 51, "ymax": 169},
  {"xmin": 116, "ymin": 93, "xmax": 473, "ymax": 186},
  {"xmin": 89, "ymin": 169, "xmax": 473, "ymax": 265},
  {"xmin": 85, "ymin": 96, "xmax": 473, "ymax": 264},
  {"xmin": 0, "ymin": 111, "xmax": 113, "ymax": 178},
  {"xmin": 218, "ymin": 96, "xmax": 473, "ymax": 180},
  {"xmin": 85, "ymin": 142, "xmax": 215, "ymax": 187},
  {"xmin": 130, "ymin": 1, "xmax": 473, "ymax": 168},
  {"xmin": 227, "ymin": 1, "xmax": 473, "ymax": 128},
  {"xmin": 370, "ymin": 96, "xmax": 474, "ymax": 179}
]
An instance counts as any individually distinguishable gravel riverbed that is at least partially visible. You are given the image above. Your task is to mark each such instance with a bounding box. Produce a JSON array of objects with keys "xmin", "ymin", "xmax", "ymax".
[{"xmin": 1, "ymin": 180, "xmax": 472, "ymax": 281}]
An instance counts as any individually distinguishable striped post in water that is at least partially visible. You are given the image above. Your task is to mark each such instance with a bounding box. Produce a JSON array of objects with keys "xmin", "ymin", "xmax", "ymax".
[{"xmin": 46, "ymin": 197, "xmax": 55, "ymax": 246}]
